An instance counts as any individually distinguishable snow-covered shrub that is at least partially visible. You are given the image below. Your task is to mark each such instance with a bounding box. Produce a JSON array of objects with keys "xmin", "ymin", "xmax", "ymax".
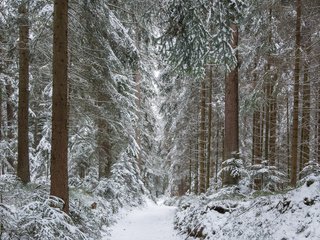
[
  {"xmin": 218, "ymin": 156, "xmax": 249, "ymax": 187},
  {"xmin": 16, "ymin": 196, "xmax": 87, "ymax": 240},
  {"xmin": 0, "ymin": 194, "xmax": 88, "ymax": 240},
  {"xmin": 299, "ymin": 160, "xmax": 320, "ymax": 186},
  {"xmin": 94, "ymin": 153, "xmax": 147, "ymax": 208},
  {"xmin": 250, "ymin": 161, "xmax": 287, "ymax": 191}
]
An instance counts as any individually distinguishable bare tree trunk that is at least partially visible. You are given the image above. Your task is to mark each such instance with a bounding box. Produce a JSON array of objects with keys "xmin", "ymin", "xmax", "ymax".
[
  {"xmin": 286, "ymin": 93, "xmax": 291, "ymax": 179},
  {"xmin": 252, "ymin": 58, "xmax": 262, "ymax": 166},
  {"xmin": 269, "ymin": 73, "xmax": 278, "ymax": 166},
  {"xmin": 50, "ymin": 0, "xmax": 69, "ymax": 214},
  {"xmin": 0, "ymin": 84, "xmax": 2, "ymax": 175},
  {"xmin": 206, "ymin": 65, "xmax": 213, "ymax": 190},
  {"xmin": 17, "ymin": 2, "xmax": 30, "ymax": 184},
  {"xmin": 318, "ymin": 97, "xmax": 320, "ymax": 164},
  {"xmin": 223, "ymin": 23, "xmax": 239, "ymax": 186},
  {"xmin": 134, "ymin": 69, "xmax": 142, "ymax": 170},
  {"xmin": 6, "ymin": 83, "xmax": 15, "ymax": 171},
  {"xmin": 286, "ymin": 93, "xmax": 291, "ymax": 180},
  {"xmin": 300, "ymin": 38, "xmax": 311, "ymax": 171},
  {"xmin": 291, "ymin": 0, "xmax": 302, "ymax": 187},
  {"xmin": 97, "ymin": 113, "xmax": 111, "ymax": 179},
  {"xmin": 199, "ymin": 78, "xmax": 206, "ymax": 193}
]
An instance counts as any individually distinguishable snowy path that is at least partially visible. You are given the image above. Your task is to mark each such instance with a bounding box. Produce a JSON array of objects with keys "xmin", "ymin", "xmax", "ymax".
[{"xmin": 104, "ymin": 200, "xmax": 183, "ymax": 240}]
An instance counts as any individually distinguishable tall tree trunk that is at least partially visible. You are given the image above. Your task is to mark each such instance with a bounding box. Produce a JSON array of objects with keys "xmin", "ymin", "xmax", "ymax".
[
  {"xmin": 50, "ymin": 0, "xmax": 69, "ymax": 214},
  {"xmin": 291, "ymin": 0, "xmax": 302, "ymax": 187},
  {"xmin": 134, "ymin": 68, "xmax": 142, "ymax": 170},
  {"xmin": 0, "ymin": 84, "xmax": 2, "ymax": 175},
  {"xmin": 269, "ymin": 74, "xmax": 278, "ymax": 166},
  {"xmin": 206, "ymin": 65, "xmax": 213, "ymax": 190},
  {"xmin": 264, "ymin": 80, "xmax": 271, "ymax": 162},
  {"xmin": 97, "ymin": 111, "xmax": 111, "ymax": 179},
  {"xmin": 223, "ymin": 23, "xmax": 239, "ymax": 186},
  {"xmin": 199, "ymin": 78, "xmax": 206, "ymax": 193},
  {"xmin": 252, "ymin": 59, "xmax": 262, "ymax": 166},
  {"xmin": 318, "ymin": 97, "xmax": 320, "ymax": 164},
  {"xmin": 286, "ymin": 93, "xmax": 291, "ymax": 179},
  {"xmin": 17, "ymin": 2, "xmax": 30, "ymax": 184},
  {"xmin": 6, "ymin": 83, "xmax": 15, "ymax": 171},
  {"xmin": 134, "ymin": 28, "xmax": 142, "ymax": 171},
  {"xmin": 300, "ymin": 37, "xmax": 311, "ymax": 171}
]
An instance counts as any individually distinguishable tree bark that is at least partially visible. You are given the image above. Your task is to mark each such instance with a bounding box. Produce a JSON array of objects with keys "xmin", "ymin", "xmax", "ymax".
[
  {"xmin": 223, "ymin": 23, "xmax": 239, "ymax": 186},
  {"xmin": 199, "ymin": 78, "xmax": 206, "ymax": 193},
  {"xmin": 269, "ymin": 73, "xmax": 277, "ymax": 167},
  {"xmin": 17, "ymin": 2, "xmax": 30, "ymax": 184},
  {"xmin": 206, "ymin": 65, "xmax": 213, "ymax": 190},
  {"xmin": 50, "ymin": 0, "xmax": 69, "ymax": 214},
  {"xmin": 252, "ymin": 58, "xmax": 262, "ymax": 166},
  {"xmin": 291, "ymin": 0, "xmax": 302, "ymax": 187},
  {"xmin": 300, "ymin": 34, "xmax": 311, "ymax": 171},
  {"xmin": 6, "ymin": 83, "xmax": 15, "ymax": 171},
  {"xmin": 134, "ymin": 68, "xmax": 142, "ymax": 170}
]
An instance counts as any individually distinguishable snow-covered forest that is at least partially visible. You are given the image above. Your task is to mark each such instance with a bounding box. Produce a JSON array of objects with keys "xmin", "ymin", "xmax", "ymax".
[{"xmin": 0, "ymin": 0, "xmax": 320, "ymax": 239}]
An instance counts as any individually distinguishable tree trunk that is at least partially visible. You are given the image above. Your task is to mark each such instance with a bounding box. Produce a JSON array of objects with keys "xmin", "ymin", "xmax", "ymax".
[
  {"xmin": 286, "ymin": 93, "xmax": 291, "ymax": 179},
  {"xmin": 206, "ymin": 65, "xmax": 213, "ymax": 190},
  {"xmin": 97, "ymin": 114, "xmax": 111, "ymax": 179},
  {"xmin": 269, "ymin": 73, "xmax": 278, "ymax": 166},
  {"xmin": 134, "ymin": 68, "xmax": 142, "ymax": 170},
  {"xmin": 6, "ymin": 83, "xmax": 15, "ymax": 171},
  {"xmin": 291, "ymin": 0, "xmax": 302, "ymax": 187},
  {"xmin": 300, "ymin": 37, "xmax": 311, "ymax": 171},
  {"xmin": 0, "ymin": 84, "xmax": 2, "ymax": 175},
  {"xmin": 223, "ymin": 23, "xmax": 239, "ymax": 186},
  {"xmin": 318, "ymin": 97, "xmax": 320, "ymax": 164},
  {"xmin": 199, "ymin": 78, "xmax": 206, "ymax": 193},
  {"xmin": 252, "ymin": 59, "xmax": 262, "ymax": 166},
  {"xmin": 17, "ymin": 2, "xmax": 30, "ymax": 184},
  {"xmin": 50, "ymin": 0, "xmax": 69, "ymax": 214}
]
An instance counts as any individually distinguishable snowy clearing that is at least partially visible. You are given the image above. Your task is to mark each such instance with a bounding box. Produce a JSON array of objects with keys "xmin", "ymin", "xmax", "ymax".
[{"xmin": 104, "ymin": 199, "xmax": 183, "ymax": 240}]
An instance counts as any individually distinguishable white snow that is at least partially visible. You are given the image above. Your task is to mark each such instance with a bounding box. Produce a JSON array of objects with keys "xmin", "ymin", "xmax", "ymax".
[{"xmin": 103, "ymin": 199, "xmax": 183, "ymax": 240}]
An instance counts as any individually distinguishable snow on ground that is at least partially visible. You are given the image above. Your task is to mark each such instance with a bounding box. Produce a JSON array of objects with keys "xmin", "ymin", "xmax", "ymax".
[
  {"xmin": 175, "ymin": 175, "xmax": 320, "ymax": 240},
  {"xmin": 103, "ymin": 199, "xmax": 183, "ymax": 240}
]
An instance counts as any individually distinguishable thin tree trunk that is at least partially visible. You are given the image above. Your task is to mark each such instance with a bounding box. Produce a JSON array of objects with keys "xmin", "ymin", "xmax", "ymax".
[
  {"xmin": 318, "ymin": 97, "xmax": 320, "ymax": 164},
  {"xmin": 286, "ymin": 93, "xmax": 291, "ymax": 179},
  {"xmin": 206, "ymin": 65, "xmax": 213, "ymax": 190},
  {"xmin": 50, "ymin": 0, "xmax": 69, "ymax": 214},
  {"xmin": 97, "ymin": 114, "xmax": 111, "ymax": 179},
  {"xmin": 252, "ymin": 58, "xmax": 262, "ymax": 166},
  {"xmin": 0, "ymin": 84, "xmax": 2, "ymax": 175},
  {"xmin": 291, "ymin": 0, "xmax": 302, "ymax": 187},
  {"xmin": 199, "ymin": 78, "xmax": 206, "ymax": 193},
  {"xmin": 223, "ymin": 23, "xmax": 239, "ymax": 186},
  {"xmin": 215, "ymin": 118, "xmax": 220, "ymax": 184},
  {"xmin": 300, "ymin": 39, "xmax": 311, "ymax": 171},
  {"xmin": 17, "ymin": 2, "xmax": 30, "ymax": 184},
  {"xmin": 134, "ymin": 69, "xmax": 142, "ymax": 170},
  {"xmin": 5, "ymin": 83, "xmax": 14, "ymax": 171},
  {"xmin": 269, "ymin": 73, "xmax": 278, "ymax": 166}
]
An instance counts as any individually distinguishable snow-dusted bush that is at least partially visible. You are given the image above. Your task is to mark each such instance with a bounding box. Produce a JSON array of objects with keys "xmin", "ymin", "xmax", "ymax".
[
  {"xmin": 299, "ymin": 160, "xmax": 320, "ymax": 186},
  {"xmin": 250, "ymin": 161, "xmax": 287, "ymax": 191},
  {"xmin": 94, "ymin": 153, "xmax": 147, "ymax": 207},
  {"xmin": 0, "ymin": 194, "xmax": 88, "ymax": 240}
]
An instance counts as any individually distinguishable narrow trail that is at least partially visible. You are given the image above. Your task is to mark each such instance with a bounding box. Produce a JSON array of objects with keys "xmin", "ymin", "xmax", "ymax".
[{"xmin": 104, "ymin": 199, "xmax": 183, "ymax": 240}]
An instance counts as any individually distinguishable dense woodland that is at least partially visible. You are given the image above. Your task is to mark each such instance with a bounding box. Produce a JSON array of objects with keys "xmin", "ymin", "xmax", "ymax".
[{"xmin": 0, "ymin": 0, "xmax": 320, "ymax": 239}]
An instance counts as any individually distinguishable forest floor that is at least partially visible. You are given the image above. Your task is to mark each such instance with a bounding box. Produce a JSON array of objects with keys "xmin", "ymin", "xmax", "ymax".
[{"xmin": 102, "ymin": 198, "xmax": 183, "ymax": 240}]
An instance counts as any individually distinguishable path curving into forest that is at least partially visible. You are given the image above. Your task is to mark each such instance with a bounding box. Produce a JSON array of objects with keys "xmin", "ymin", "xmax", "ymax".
[{"xmin": 104, "ymin": 199, "xmax": 183, "ymax": 240}]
